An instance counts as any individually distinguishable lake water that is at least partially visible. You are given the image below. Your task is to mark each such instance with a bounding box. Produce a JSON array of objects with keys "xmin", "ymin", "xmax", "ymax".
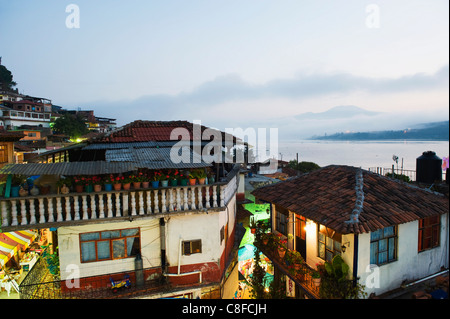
[{"xmin": 277, "ymin": 140, "xmax": 449, "ymax": 171}]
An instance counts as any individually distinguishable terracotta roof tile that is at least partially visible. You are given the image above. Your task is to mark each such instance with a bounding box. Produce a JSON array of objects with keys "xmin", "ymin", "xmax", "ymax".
[
  {"xmin": 90, "ymin": 120, "xmax": 238, "ymax": 144},
  {"xmin": 252, "ymin": 165, "xmax": 449, "ymax": 234}
]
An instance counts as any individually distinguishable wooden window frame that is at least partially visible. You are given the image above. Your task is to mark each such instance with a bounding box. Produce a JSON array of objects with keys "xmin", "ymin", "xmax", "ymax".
[
  {"xmin": 182, "ymin": 239, "xmax": 202, "ymax": 256},
  {"xmin": 79, "ymin": 228, "xmax": 140, "ymax": 263},
  {"xmin": 370, "ymin": 226, "xmax": 397, "ymax": 266},
  {"xmin": 275, "ymin": 205, "xmax": 289, "ymax": 236},
  {"xmin": 317, "ymin": 225, "xmax": 342, "ymax": 262},
  {"xmin": 418, "ymin": 215, "xmax": 440, "ymax": 252},
  {"xmin": 0, "ymin": 145, "xmax": 7, "ymax": 163}
]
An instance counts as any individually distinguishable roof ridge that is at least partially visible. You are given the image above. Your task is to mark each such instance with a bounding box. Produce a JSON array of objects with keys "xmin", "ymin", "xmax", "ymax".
[
  {"xmin": 345, "ymin": 168, "xmax": 364, "ymax": 225},
  {"xmin": 364, "ymin": 168, "xmax": 446, "ymax": 197}
]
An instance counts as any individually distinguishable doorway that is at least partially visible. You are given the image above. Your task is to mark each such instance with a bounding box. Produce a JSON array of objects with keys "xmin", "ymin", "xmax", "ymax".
[{"xmin": 295, "ymin": 215, "xmax": 307, "ymax": 259}]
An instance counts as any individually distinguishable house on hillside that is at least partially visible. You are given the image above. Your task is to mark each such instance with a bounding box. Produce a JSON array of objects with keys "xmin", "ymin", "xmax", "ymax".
[
  {"xmin": 0, "ymin": 120, "xmax": 245, "ymax": 299},
  {"xmin": 251, "ymin": 165, "xmax": 449, "ymax": 298},
  {"xmin": 0, "ymin": 131, "xmax": 24, "ymax": 169},
  {"xmin": 0, "ymin": 97, "xmax": 52, "ymax": 130}
]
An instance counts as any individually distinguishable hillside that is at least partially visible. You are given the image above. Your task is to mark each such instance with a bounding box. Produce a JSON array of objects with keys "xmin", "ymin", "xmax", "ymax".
[{"xmin": 310, "ymin": 121, "xmax": 449, "ymax": 141}]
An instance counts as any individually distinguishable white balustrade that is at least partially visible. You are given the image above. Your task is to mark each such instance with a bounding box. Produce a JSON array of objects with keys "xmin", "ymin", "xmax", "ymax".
[
  {"xmin": 20, "ymin": 199, "xmax": 27, "ymax": 226},
  {"xmin": 145, "ymin": 190, "xmax": 152, "ymax": 214},
  {"xmin": 0, "ymin": 183, "xmax": 231, "ymax": 229}
]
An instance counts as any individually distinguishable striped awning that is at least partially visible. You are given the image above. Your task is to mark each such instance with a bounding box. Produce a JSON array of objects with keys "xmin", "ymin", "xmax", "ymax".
[{"xmin": 0, "ymin": 230, "xmax": 37, "ymax": 267}]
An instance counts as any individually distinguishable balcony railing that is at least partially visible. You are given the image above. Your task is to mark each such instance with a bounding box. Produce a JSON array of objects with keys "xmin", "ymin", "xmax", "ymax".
[
  {"xmin": 255, "ymin": 241, "xmax": 321, "ymax": 299},
  {"xmin": 1, "ymin": 182, "xmax": 233, "ymax": 231},
  {"xmin": 19, "ymin": 267, "xmax": 170, "ymax": 299}
]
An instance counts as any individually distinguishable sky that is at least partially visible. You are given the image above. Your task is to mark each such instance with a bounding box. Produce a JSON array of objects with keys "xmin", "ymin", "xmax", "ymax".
[{"xmin": 0, "ymin": 0, "xmax": 448, "ymax": 140}]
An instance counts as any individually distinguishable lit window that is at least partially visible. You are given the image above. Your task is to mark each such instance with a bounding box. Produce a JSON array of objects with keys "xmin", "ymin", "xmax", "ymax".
[
  {"xmin": 318, "ymin": 225, "xmax": 342, "ymax": 262},
  {"xmin": 182, "ymin": 240, "xmax": 202, "ymax": 255}
]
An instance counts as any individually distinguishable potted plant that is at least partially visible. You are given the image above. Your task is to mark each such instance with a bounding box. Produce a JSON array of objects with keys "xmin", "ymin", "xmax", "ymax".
[
  {"xmin": 170, "ymin": 169, "xmax": 180, "ymax": 186},
  {"xmin": 92, "ymin": 175, "xmax": 103, "ymax": 192},
  {"xmin": 131, "ymin": 172, "xmax": 144, "ymax": 189},
  {"xmin": 289, "ymin": 250, "xmax": 304, "ymax": 269},
  {"xmin": 160, "ymin": 170, "xmax": 170, "ymax": 187},
  {"xmin": 277, "ymin": 238, "xmax": 287, "ymax": 259},
  {"xmin": 261, "ymin": 232, "xmax": 270, "ymax": 245},
  {"xmin": 188, "ymin": 170, "xmax": 198, "ymax": 185},
  {"xmin": 312, "ymin": 270, "xmax": 321, "ymax": 287},
  {"xmin": 141, "ymin": 171, "xmax": 150, "ymax": 189},
  {"xmin": 196, "ymin": 169, "xmax": 207, "ymax": 185},
  {"xmin": 318, "ymin": 255, "xmax": 367, "ymax": 299},
  {"xmin": 178, "ymin": 171, "xmax": 188, "ymax": 186},
  {"xmin": 73, "ymin": 176, "xmax": 86, "ymax": 193},
  {"xmin": 249, "ymin": 220, "xmax": 257, "ymax": 234},
  {"xmin": 122, "ymin": 175, "xmax": 132, "ymax": 190},
  {"xmin": 112, "ymin": 175, "xmax": 124, "ymax": 191},
  {"xmin": 10, "ymin": 175, "xmax": 25, "ymax": 197},
  {"xmin": 84, "ymin": 176, "xmax": 94, "ymax": 193},
  {"xmin": 103, "ymin": 175, "xmax": 114, "ymax": 191},
  {"xmin": 150, "ymin": 171, "xmax": 162, "ymax": 188},
  {"xmin": 207, "ymin": 169, "xmax": 215, "ymax": 184}
]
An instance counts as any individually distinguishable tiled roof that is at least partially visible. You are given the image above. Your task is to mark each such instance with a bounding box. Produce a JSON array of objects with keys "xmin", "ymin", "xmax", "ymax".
[
  {"xmin": 90, "ymin": 120, "xmax": 238, "ymax": 144},
  {"xmin": 0, "ymin": 131, "xmax": 25, "ymax": 142},
  {"xmin": 252, "ymin": 165, "xmax": 449, "ymax": 234}
]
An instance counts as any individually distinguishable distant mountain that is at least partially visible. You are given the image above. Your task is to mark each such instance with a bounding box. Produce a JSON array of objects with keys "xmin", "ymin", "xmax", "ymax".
[
  {"xmin": 310, "ymin": 121, "xmax": 449, "ymax": 141},
  {"xmin": 295, "ymin": 105, "xmax": 381, "ymax": 120}
]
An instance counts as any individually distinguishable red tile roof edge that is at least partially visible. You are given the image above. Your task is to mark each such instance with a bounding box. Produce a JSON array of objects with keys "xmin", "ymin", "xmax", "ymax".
[{"xmin": 252, "ymin": 165, "xmax": 449, "ymax": 234}]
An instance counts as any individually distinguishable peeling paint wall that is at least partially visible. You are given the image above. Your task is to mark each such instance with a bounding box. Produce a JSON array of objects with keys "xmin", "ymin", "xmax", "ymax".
[{"xmin": 357, "ymin": 213, "xmax": 449, "ymax": 296}]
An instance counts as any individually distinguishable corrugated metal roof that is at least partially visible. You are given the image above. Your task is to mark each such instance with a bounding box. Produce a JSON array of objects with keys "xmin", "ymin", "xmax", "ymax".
[
  {"xmin": 106, "ymin": 147, "xmax": 211, "ymax": 169},
  {"xmin": 0, "ymin": 147, "xmax": 211, "ymax": 176},
  {"xmin": 0, "ymin": 162, "xmax": 137, "ymax": 176},
  {"xmin": 82, "ymin": 140, "xmax": 223, "ymax": 150}
]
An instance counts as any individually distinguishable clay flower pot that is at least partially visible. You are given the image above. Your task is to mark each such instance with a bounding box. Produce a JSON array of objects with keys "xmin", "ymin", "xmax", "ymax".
[
  {"xmin": 123, "ymin": 183, "xmax": 131, "ymax": 190},
  {"xmin": 133, "ymin": 182, "xmax": 141, "ymax": 189},
  {"xmin": 277, "ymin": 247, "xmax": 286, "ymax": 258}
]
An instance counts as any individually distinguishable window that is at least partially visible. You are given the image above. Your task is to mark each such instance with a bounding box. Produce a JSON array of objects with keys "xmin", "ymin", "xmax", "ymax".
[
  {"xmin": 220, "ymin": 226, "xmax": 225, "ymax": 244},
  {"xmin": 182, "ymin": 240, "xmax": 202, "ymax": 255},
  {"xmin": 80, "ymin": 228, "xmax": 140, "ymax": 263},
  {"xmin": 370, "ymin": 226, "xmax": 397, "ymax": 265},
  {"xmin": 418, "ymin": 215, "xmax": 440, "ymax": 252},
  {"xmin": 0, "ymin": 145, "xmax": 7, "ymax": 163},
  {"xmin": 275, "ymin": 206, "xmax": 289, "ymax": 236},
  {"xmin": 318, "ymin": 225, "xmax": 342, "ymax": 262}
]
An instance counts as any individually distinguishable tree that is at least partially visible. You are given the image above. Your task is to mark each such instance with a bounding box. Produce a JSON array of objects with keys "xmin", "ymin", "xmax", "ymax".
[
  {"xmin": 288, "ymin": 160, "xmax": 320, "ymax": 173},
  {"xmin": 52, "ymin": 113, "xmax": 89, "ymax": 139},
  {"xmin": 249, "ymin": 245, "xmax": 268, "ymax": 299},
  {"xmin": 0, "ymin": 64, "xmax": 17, "ymax": 89}
]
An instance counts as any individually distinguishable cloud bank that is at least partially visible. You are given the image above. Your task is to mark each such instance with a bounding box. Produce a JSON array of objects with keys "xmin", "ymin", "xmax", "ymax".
[{"xmin": 78, "ymin": 65, "xmax": 449, "ymax": 139}]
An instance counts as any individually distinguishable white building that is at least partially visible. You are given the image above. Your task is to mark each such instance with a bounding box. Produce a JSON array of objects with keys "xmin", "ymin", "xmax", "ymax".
[
  {"xmin": 0, "ymin": 120, "xmax": 244, "ymax": 299},
  {"xmin": 252, "ymin": 165, "xmax": 449, "ymax": 298}
]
